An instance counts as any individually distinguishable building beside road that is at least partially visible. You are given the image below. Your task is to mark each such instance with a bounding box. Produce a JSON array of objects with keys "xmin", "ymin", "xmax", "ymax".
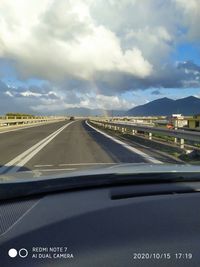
[
  {"xmin": 169, "ymin": 114, "xmax": 188, "ymax": 128},
  {"xmin": 109, "ymin": 114, "xmax": 200, "ymax": 131},
  {"xmin": 188, "ymin": 114, "xmax": 200, "ymax": 130}
]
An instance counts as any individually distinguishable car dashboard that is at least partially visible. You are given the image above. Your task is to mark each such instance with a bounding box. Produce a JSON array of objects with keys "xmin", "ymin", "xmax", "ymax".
[{"xmin": 0, "ymin": 181, "xmax": 200, "ymax": 267}]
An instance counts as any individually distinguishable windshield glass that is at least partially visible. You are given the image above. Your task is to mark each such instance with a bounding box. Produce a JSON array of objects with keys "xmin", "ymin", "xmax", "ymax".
[{"xmin": 0, "ymin": 0, "xmax": 200, "ymax": 179}]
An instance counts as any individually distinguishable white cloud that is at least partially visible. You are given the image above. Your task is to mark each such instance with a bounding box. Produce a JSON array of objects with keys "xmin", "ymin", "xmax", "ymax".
[
  {"xmin": 0, "ymin": 0, "xmax": 152, "ymax": 81},
  {"xmin": 175, "ymin": 0, "xmax": 198, "ymax": 11},
  {"xmin": 5, "ymin": 90, "xmax": 14, "ymax": 97},
  {"xmin": 0, "ymin": 0, "xmax": 200, "ymax": 114},
  {"xmin": 20, "ymin": 91, "xmax": 42, "ymax": 97},
  {"xmin": 30, "ymin": 93, "xmax": 133, "ymax": 112},
  {"xmin": 126, "ymin": 26, "xmax": 172, "ymax": 45},
  {"xmin": 79, "ymin": 94, "xmax": 133, "ymax": 110},
  {"xmin": 174, "ymin": 0, "xmax": 200, "ymax": 40},
  {"xmin": 125, "ymin": 26, "xmax": 173, "ymax": 62},
  {"xmin": 0, "ymin": 0, "xmax": 199, "ymax": 83}
]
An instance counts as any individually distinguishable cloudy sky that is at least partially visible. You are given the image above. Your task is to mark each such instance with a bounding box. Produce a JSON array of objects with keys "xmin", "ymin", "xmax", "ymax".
[{"xmin": 0, "ymin": 0, "xmax": 200, "ymax": 114}]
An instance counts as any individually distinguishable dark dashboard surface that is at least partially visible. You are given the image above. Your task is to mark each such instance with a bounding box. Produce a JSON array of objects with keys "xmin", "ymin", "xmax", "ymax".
[{"xmin": 0, "ymin": 183, "xmax": 200, "ymax": 267}]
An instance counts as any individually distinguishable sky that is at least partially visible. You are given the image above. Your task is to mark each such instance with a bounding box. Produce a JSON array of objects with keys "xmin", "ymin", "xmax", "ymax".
[{"xmin": 0, "ymin": 0, "xmax": 200, "ymax": 115}]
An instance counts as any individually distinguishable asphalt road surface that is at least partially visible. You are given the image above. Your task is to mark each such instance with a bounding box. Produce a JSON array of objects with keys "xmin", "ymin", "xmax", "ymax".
[{"xmin": 0, "ymin": 120, "xmax": 167, "ymax": 175}]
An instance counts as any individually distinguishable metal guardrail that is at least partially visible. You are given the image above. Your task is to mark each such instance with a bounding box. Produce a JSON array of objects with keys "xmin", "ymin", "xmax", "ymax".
[
  {"xmin": 0, "ymin": 116, "xmax": 66, "ymax": 127},
  {"xmin": 90, "ymin": 120, "xmax": 200, "ymax": 149}
]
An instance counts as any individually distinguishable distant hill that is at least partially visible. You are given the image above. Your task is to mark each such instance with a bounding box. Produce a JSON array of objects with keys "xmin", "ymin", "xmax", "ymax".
[
  {"xmin": 127, "ymin": 96, "xmax": 200, "ymax": 116},
  {"xmin": 38, "ymin": 96, "xmax": 200, "ymax": 116},
  {"xmin": 63, "ymin": 107, "xmax": 126, "ymax": 116}
]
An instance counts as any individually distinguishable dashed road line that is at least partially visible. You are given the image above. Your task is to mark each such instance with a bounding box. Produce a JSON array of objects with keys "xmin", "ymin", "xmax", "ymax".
[
  {"xmin": 59, "ymin": 163, "xmax": 116, "ymax": 166},
  {"xmin": 33, "ymin": 168, "xmax": 76, "ymax": 172},
  {"xmin": 34, "ymin": 164, "xmax": 53, "ymax": 167}
]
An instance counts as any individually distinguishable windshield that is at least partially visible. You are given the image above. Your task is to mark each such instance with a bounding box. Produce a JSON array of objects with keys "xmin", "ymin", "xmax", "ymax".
[{"xmin": 0, "ymin": 0, "xmax": 200, "ymax": 179}]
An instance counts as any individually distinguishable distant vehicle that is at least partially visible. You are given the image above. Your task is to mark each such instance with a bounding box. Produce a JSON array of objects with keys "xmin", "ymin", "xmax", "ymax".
[
  {"xmin": 166, "ymin": 123, "xmax": 174, "ymax": 129},
  {"xmin": 69, "ymin": 116, "xmax": 75, "ymax": 121}
]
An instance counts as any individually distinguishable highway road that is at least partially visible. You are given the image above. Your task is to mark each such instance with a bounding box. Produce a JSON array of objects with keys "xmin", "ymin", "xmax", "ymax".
[{"xmin": 0, "ymin": 120, "xmax": 176, "ymax": 175}]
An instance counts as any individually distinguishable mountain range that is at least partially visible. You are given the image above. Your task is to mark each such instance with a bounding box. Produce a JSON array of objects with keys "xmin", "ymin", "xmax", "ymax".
[
  {"xmin": 63, "ymin": 96, "xmax": 200, "ymax": 116},
  {"xmin": 127, "ymin": 96, "xmax": 200, "ymax": 116}
]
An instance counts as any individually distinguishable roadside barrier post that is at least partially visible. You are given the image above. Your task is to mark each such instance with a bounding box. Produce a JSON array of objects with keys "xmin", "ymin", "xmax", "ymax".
[{"xmin": 180, "ymin": 138, "xmax": 185, "ymax": 149}]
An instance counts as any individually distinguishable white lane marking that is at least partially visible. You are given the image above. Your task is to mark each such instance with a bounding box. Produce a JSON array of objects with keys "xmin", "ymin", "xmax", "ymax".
[
  {"xmin": 33, "ymin": 168, "xmax": 76, "ymax": 172},
  {"xmin": 0, "ymin": 125, "xmax": 67, "ymax": 173},
  {"xmin": 86, "ymin": 121, "xmax": 163, "ymax": 164},
  {"xmin": 34, "ymin": 164, "xmax": 53, "ymax": 167},
  {"xmin": 0, "ymin": 121, "xmax": 64, "ymax": 135},
  {"xmin": 59, "ymin": 163, "xmax": 116, "ymax": 166},
  {"xmin": 0, "ymin": 121, "xmax": 75, "ymax": 174}
]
